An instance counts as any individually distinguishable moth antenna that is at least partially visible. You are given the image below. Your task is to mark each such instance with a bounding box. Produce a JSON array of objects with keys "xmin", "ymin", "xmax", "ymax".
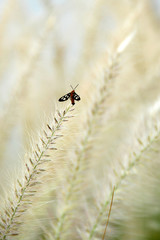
[
  {"xmin": 70, "ymin": 85, "xmax": 74, "ymax": 90},
  {"xmin": 74, "ymin": 84, "xmax": 79, "ymax": 90}
]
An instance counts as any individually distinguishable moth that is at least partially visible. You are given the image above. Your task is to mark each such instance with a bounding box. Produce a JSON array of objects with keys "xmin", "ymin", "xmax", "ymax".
[{"xmin": 59, "ymin": 84, "xmax": 80, "ymax": 105}]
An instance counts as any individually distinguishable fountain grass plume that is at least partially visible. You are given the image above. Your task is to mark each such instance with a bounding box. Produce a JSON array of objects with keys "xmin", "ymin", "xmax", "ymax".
[{"xmin": 0, "ymin": 104, "xmax": 74, "ymax": 239}]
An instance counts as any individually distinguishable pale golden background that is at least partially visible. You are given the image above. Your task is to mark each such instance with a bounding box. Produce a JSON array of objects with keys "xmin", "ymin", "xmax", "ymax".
[{"xmin": 0, "ymin": 0, "xmax": 160, "ymax": 239}]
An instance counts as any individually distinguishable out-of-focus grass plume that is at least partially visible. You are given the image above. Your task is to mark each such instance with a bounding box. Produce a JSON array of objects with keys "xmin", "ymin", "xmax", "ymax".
[{"xmin": 0, "ymin": 0, "xmax": 160, "ymax": 239}]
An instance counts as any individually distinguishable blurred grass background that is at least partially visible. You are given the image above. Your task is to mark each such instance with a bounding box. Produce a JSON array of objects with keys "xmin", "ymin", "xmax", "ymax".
[{"xmin": 0, "ymin": 0, "xmax": 160, "ymax": 239}]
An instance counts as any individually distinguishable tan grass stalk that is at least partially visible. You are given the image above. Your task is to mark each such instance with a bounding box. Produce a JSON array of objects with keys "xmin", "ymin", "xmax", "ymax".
[
  {"xmin": 87, "ymin": 117, "xmax": 160, "ymax": 240},
  {"xmin": 0, "ymin": 104, "xmax": 74, "ymax": 239},
  {"xmin": 47, "ymin": 31, "xmax": 135, "ymax": 240},
  {"xmin": 102, "ymin": 186, "xmax": 115, "ymax": 240}
]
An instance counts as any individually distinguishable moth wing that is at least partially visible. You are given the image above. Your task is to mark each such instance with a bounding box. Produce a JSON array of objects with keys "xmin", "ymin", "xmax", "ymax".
[
  {"xmin": 59, "ymin": 93, "xmax": 71, "ymax": 102},
  {"xmin": 73, "ymin": 92, "xmax": 80, "ymax": 101}
]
